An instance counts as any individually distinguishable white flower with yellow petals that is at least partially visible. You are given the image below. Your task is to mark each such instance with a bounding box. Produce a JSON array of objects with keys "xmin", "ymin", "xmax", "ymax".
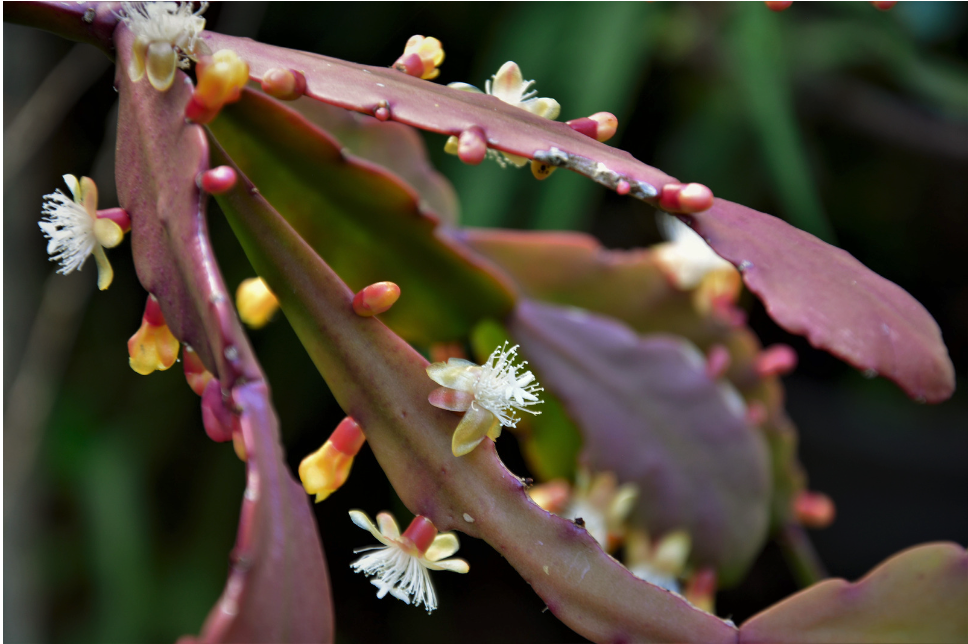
[
  {"xmin": 427, "ymin": 342, "xmax": 543, "ymax": 457},
  {"xmin": 349, "ymin": 510, "xmax": 468, "ymax": 613},
  {"xmin": 39, "ymin": 175, "xmax": 123, "ymax": 290}
]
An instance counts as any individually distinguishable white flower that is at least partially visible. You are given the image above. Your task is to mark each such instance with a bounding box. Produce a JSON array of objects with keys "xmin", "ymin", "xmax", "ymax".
[
  {"xmin": 427, "ymin": 342, "xmax": 544, "ymax": 456},
  {"xmin": 654, "ymin": 211, "xmax": 736, "ymax": 290},
  {"xmin": 349, "ymin": 510, "xmax": 469, "ymax": 613},
  {"xmin": 119, "ymin": 1, "xmax": 207, "ymax": 91},
  {"xmin": 39, "ymin": 174, "xmax": 122, "ymax": 290},
  {"xmin": 446, "ymin": 61, "xmax": 560, "ymax": 168},
  {"xmin": 625, "ymin": 528, "xmax": 692, "ymax": 594}
]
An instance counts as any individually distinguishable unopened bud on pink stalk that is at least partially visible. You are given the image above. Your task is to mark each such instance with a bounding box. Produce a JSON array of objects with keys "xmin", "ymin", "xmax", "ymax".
[
  {"xmin": 392, "ymin": 35, "xmax": 445, "ymax": 80},
  {"xmin": 183, "ymin": 345, "xmax": 214, "ymax": 396},
  {"xmin": 185, "ymin": 49, "xmax": 249, "ymax": 124},
  {"xmin": 457, "ymin": 128, "xmax": 488, "ymax": 165},
  {"xmin": 755, "ymin": 344, "xmax": 798, "ymax": 378},
  {"xmin": 197, "ymin": 166, "xmax": 237, "ymax": 194},
  {"xmin": 352, "ymin": 281, "xmax": 401, "ymax": 317},
  {"xmin": 128, "ymin": 294, "xmax": 180, "ymax": 375},
  {"xmin": 659, "ymin": 182, "xmax": 715, "ymax": 214},
  {"xmin": 794, "ymin": 490, "xmax": 836, "ymax": 529},
  {"xmin": 566, "ymin": 112, "xmax": 618, "ymax": 142},
  {"xmin": 299, "ymin": 417, "xmax": 366, "ymax": 502},
  {"xmin": 261, "ymin": 67, "xmax": 307, "ymax": 100},
  {"xmin": 684, "ymin": 568, "xmax": 717, "ymax": 614}
]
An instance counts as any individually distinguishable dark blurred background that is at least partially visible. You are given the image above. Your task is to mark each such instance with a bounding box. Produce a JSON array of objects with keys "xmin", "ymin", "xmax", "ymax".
[{"xmin": 4, "ymin": 2, "xmax": 967, "ymax": 642}]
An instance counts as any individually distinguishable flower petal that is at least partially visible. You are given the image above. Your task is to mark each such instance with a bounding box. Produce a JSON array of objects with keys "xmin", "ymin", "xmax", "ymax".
[
  {"xmin": 350, "ymin": 509, "xmax": 394, "ymax": 546},
  {"xmin": 79, "ymin": 176, "xmax": 98, "ymax": 217},
  {"xmin": 425, "ymin": 557, "xmax": 470, "ymax": 573},
  {"xmin": 92, "ymin": 245, "xmax": 114, "ymax": 291},
  {"xmin": 523, "ymin": 97, "xmax": 561, "ymax": 120},
  {"xmin": 426, "ymin": 361, "xmax": 479, "ymax": 390},
  {"xmin": 425, "ymin": 532, "xmax": 460, "ymax": 562},
  {"xmin": 62, "ymin": 174, "xmax": 81, "ymax": 202},
  {"xmin": 377, "ymin": 511, "xmax": 401, "ymax": 540},
  {"xmin": 428, "ymin": 386, "xmax": 475, "ymax": 412},
  {"xmin": 451, "ymin": 404, "xmax": 499, "ymax": 457},
  {"xmin": 490, "ymin": 61, "xmax": 524, "ymax": 103}
]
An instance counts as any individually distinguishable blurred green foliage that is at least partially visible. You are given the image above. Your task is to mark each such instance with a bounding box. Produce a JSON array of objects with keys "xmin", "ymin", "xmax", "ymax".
[{"xmin": 4, "ymin": 3, "xmax": 967, "ymax": 643}]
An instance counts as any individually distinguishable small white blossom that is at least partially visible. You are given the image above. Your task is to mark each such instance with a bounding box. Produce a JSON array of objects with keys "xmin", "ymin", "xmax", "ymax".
[
  {"xmin": 654, "ymin": 211, "xmax": 736, "ymax": 290},
  {"xmin": 427, "ymin": 343, "xmax": 544, "ymax": 456},
  {"xmin": 119, "ymin": 1, "xmax": 207, "ymax": 90},
  {"xmin": 39, "ymin": 174, "xmax": 120, "ymax": 290},
  {"xmin": 446, "ymin": 61, "xmax": 560, "ymax": 168},
  {"xmin": 349, "ymin": 510, "xmax": 468, "ymax": 613}
]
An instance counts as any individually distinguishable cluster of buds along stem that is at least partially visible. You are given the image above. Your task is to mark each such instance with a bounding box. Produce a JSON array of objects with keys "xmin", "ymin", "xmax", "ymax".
[
  {"xmin": 299, "ymin": 417, "xmax": 366, "ymax": 502},
  {"xmin": 128, "ymin": 294, "xmax": 180, "ymax": 375},
  {"xmin": 393, "ymin": 36, "xmax": 445, "ymax": 80},
  {"xmin": 236, "ymin": 277, "xmax": 280, "ymax": 329},
  {"xmin": 185, "ymin": 49, "xmax": 249, "ymax": 124}
]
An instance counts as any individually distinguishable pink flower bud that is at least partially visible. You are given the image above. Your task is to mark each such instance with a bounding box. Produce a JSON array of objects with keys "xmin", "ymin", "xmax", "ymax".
[
  {"xmin": 261, "ymin": 68, "xmax": 307, "ymax": 101},
  {"xmin": 201, "ymin": 378, "xmax": 234, "ymax": 443},
  {"xmin": 706, "ymin": 344, "xmax": 732, "ymax": 379},
  {"xmin": 183, "ymin": 345, "xmax": 214, "ymax": 396},
  {"xmin": 794, "ymin": 491, "xmax": 836, "ymax": 528},
  {"xmin": 658, "ymin": 182, "xmax": 714, "ymax": 214},
  {"xmin": 352, "ymin": 281, "xmax": 401, "ymax": 316},
  {"xmin": 755, "ymin": 344, "xmax": 798, "ymax": 378},
  {"xmin": 457, "ymin": 127, "xmax": 487, "ymax": 165},
  {"xmin": 198, "ymin": 166, "xmax": 238, "ymax": 194}
]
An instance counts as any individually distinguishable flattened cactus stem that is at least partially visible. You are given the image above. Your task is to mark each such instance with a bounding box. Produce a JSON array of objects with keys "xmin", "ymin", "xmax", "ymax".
[
  {"xmin": 659, "ymin": 182, "xmax": 715, "ymax": 214},
  {"xmin": 755, "ymin": 344, "xmax": 798, "ymax": 378},
  {"xmin": 352, "ymin": 281, "xmax": 400, "ymax": 317},
  {"xmin": 401, "ymin": 515, "xmax": 438, "ymax": 555},
  {"xmin": 183, "ymin": 344, "xmax": 214, "ymax": 395},
  {"xmin": 793, "ymin": 490, "xmax": 836, "ymax": 529},
  {"xmin": 198, "ymin": 165, "xmax": 238, "ymax": 194},
  {"xmin": 261, "ymin": 67, "xmax": 307, "ymax": 101},
  {"xmin": 299, "ymin": 417, "xmax": 366, "ymax": 502},
  {"xmin": 96, "ymin": 207, "xmax": 132, "ymax": 233},
  {"xmin": 457, "ymin": 127, "xmax": 487, "ymax": 165}
]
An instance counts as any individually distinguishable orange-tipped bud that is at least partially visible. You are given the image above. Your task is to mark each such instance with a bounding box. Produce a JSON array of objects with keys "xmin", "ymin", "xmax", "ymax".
[
  {"xmin": 402, "ymin": 515, "xmax": 438, "ymax": 554},
  {"xmin": 765, "ymin": 1, "xmax": 793, "ymax": 11},
  {"xmin": 794, "ymin": 490, "xmax": 836, "ymax": 529},
  {"xmin": 566, "ymin": 112, "xmax": 618, "ymax": 142},
  {"xmin": 528, "ymin": 479, "xmax": 571, "ymax": 514},
  {"xmin": 393, "ymin": 35, "xmax": 445, "ymax": 80},
  {"xmin": 530, "ymin": 158, "xmax": 557, "ymax": 180},
  {"xmin": 236, "ymin": 277, "xmax": 280, "ymax": 329},
  {"xmin": 352, "ymin": 281, "xmax": 400, "ymax": 317},
  {"xmin": 128, "ymin": 294, "xmax": 180, "ymax": 375},
  {"xmin": 96, "ymin": 207, "xmax": 132, "ymax": 234},
  {"xmin": 194, "ymin": 49, "xmax": 249, "ymax": 110},
  {"xmin": 457, "ymin": 127, "xmax": 488, "ymax": 165},
  {"xmin": 198, "ymin": 166, "xmax": 237, "ymax": 194},
  {"xmin": 183, "ymin": 345, "xmax": 214, "ymax": 396},
  {"xmin": 755, "ymin": 344, "xmax": 798, "ymax": 378},
  {"xmin": 261, "ymin": 67, "xmax": 307, "ymax": 101},
  {"xmin": 684, "ymin": 568, "xmax": 717, "ymax": 614},
  {"xmin": 659, "ymin": 182, "xmax": 715, "ymax": 214},
  {"xmin": 298, "ymin": 417, "xmax": 366, "ymax": 502}
]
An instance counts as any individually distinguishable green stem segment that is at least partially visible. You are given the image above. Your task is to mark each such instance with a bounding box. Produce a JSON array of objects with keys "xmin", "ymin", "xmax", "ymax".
[{"xmin": 778, "ymin": 523, "xmax": 828, "ymax": 588}]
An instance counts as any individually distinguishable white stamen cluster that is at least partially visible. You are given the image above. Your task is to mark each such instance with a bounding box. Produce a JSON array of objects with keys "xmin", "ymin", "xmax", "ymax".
[
  {"xmin": 472, "ymin": 342, "xmax": 543, "ymax": 427},
  {"xmin": 39, "ymin": 189, "xmax": 97, "ymax": 275},
  {"xmin": 119, "ymin": 1, "xmax": 207, "ymax": 68},
  {"xmin": 352, "ymin": 546, "xmax": 438, "ymax": 612}
]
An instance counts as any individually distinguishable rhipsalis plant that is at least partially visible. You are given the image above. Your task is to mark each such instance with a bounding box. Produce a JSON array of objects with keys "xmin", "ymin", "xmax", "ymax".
[{"xmin": 7, "ymin": 2, "xmax": 965, "ymax": 643}]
